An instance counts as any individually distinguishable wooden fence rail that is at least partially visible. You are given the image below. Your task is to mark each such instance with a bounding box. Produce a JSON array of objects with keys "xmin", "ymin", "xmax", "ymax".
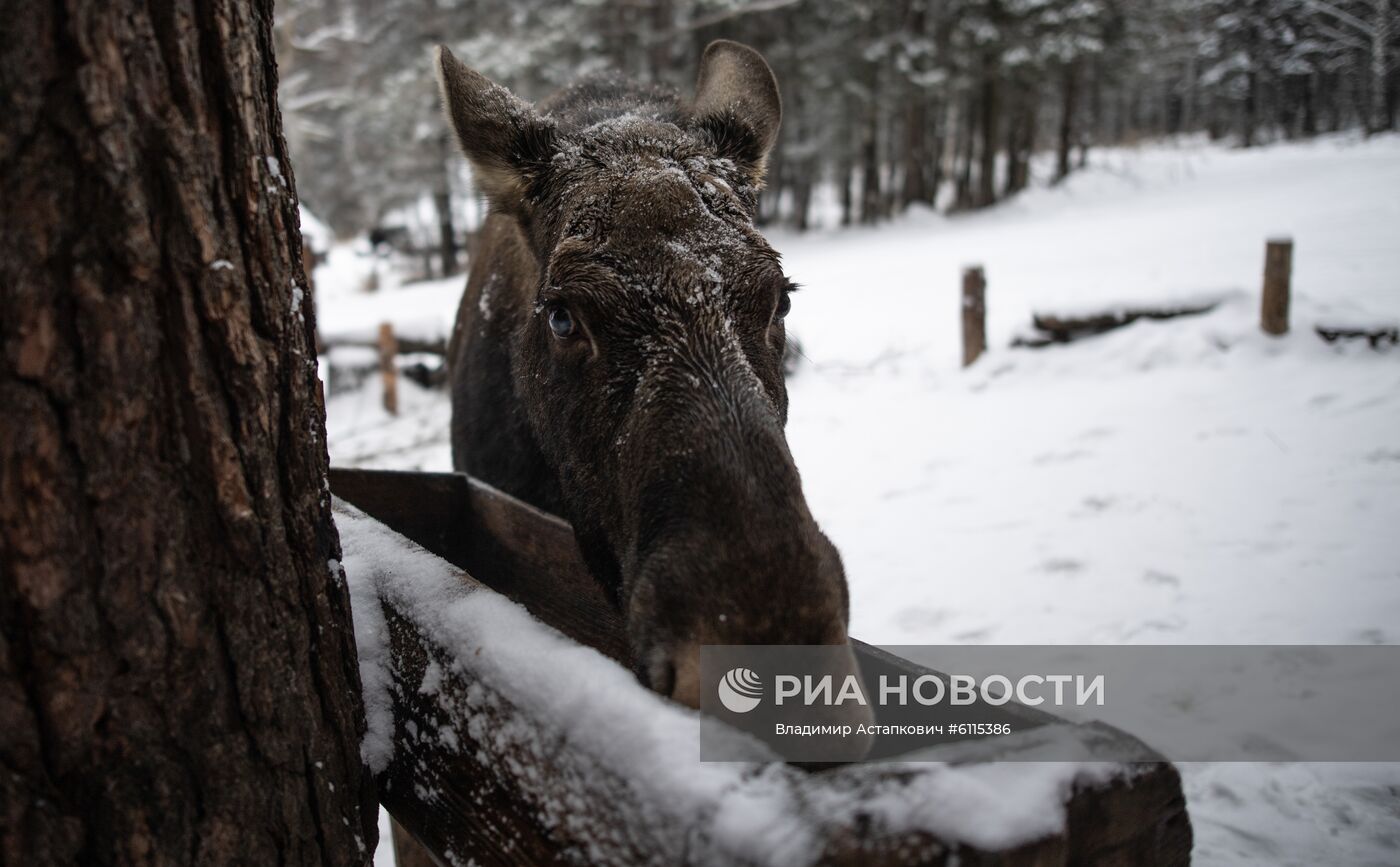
[{"xmin": 330, "ymin": 469, "xmax": 1192, "ymax": 866}]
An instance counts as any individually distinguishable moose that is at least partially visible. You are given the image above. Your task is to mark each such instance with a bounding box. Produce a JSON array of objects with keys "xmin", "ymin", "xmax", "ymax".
[{"xmin": 436, "ymin": 41, "xmax": 864, "ymax": 711}]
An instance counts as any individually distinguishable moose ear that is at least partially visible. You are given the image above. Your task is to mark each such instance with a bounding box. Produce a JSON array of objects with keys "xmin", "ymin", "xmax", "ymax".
[
  {"xmin": 436, "ymin": 46, "xmax": 557, "ymax": 205},
  {"xmin": 691, "ymin": 40, "xmax": 782, "ymax": 186}
]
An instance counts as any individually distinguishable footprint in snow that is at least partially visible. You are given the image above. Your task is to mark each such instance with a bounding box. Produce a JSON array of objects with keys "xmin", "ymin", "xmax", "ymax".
[
  {"xmin": 1143, "ymin": 569, "xmax": 1181, "ymax": 587},
  {"xmin": 1040, "ymin": 557, "xmax": 1085, "ymax": 574},
  {"xmin": 1078, "ymin": 495, "xmax": 1115, "ymax": 514},
  {"xmin": 1032, "ymin": 449, "xmax": 1092, "ymax": 465},
  {"xmin": 894, "ymin": 606, "xmax": 952, "ymax": 632}
]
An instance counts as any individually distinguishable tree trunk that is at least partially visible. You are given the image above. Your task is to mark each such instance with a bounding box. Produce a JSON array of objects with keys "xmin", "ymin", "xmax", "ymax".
[
  {"xmin": 898, "ymin": 2, "xmax": 933, "ymax": 210},
  {"xmin": 759, "ymin": 146, "xmax": 785, "ymax": 226},
  {"xmin": 928, "ymin": 119, "xmax": 945, "ymax": 210},
  {"xmin": 1370, "ymin": 0, "xmax": 1392, "ymax": 133},
  {"xmin": 859, "ymin": 85, "xmax": 882, "ymax": 224},
  {"xmin": 1056, "ymin": 60, "xmax": 1079, "ymax": 184},
  {"xmin": 1243, "ymin": 68, "xmax": 1259, "ymax": 147},
  {"xmin": 1002, "ymin": 87, "xmax": 1020, "ymax": 198},
  {"xmin": 901, "ymin": 96, "xmax": 932, "ymax": 208},
  {"xmin": 1083, "ymin": 54, "xmax": 1101, "ymax": 164},
  {"xmin": 0, "ymin": 1, "xmax": 378, "ymax": 864},
  {"xmin": 435, "ymin": 138, "xmax": 459, "ymax": 278},
  {"xmin": 1182, "ymin": 51, "xmax": 1198, "ymax": 132},
  {"xmin": 1303, "ymin": 73, "xmax": 1319, "ymax": 137},
  {"xmin": 1015, "ymin": 98, "xmax": 1036, "ymax": 195},
  {"xmin": 792, "ymin": 170, "xmax": 814, "ymax": 232},
  {"xmin": 954, "ymin": 94, "xmax": 977, "ymax": 211},
  {"xmin": 977, "ymin": 52, "xmax": 1000, "ymax": 209},
  {"xmin": 839, "ymin": 158, "xmax": 854, "ymax": 227},
  {"xmin": 647, "ymin": 0, "xmax": 675, "ymax": 82}
]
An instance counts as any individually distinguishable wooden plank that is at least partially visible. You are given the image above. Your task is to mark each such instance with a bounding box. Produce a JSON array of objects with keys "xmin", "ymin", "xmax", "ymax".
[{"xmin": 328, "ymin": 467, "xmax": 626, "ymax": 661}]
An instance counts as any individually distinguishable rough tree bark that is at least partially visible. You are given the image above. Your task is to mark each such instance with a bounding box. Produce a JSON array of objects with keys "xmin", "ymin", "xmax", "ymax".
[{"xmin": 0, "ymin": 1, "xmax": 378, "ymax": 864}]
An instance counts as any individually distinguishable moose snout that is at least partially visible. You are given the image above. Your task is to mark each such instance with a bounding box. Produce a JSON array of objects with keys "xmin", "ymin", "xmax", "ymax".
[
  {"xmin": 628, "ymin": 537, "xmax": 853, "ymax": 696},
  {"xmin": 619, "ymin": 374, "xmax": 861, "ymax": 741},
  {"xmin": 651, "ymin": 635, "xmax": 877, "ymax": 762}
]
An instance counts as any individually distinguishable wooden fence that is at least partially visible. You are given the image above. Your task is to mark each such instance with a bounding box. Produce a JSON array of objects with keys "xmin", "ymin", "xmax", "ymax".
[{"xmin": 330, "ymin": 468, "xmax": 1192, "ymax": 866}]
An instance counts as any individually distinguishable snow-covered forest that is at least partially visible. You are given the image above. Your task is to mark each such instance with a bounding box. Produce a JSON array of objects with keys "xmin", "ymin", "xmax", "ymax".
[{"xmin": 277, "ymin": 0, "xmax": 1399, "ymax": 260}]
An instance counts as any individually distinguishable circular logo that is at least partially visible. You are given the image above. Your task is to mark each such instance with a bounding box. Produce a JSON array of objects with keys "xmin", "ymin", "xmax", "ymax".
[{"xmin": 717, "ymin": 667, "xmax": 763, "ymax": 713}]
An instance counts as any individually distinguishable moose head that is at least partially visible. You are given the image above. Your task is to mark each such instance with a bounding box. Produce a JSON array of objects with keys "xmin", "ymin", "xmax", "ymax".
[{"xmin": 437, "ymin": 42, "xmax": 862, "ymax": 709}]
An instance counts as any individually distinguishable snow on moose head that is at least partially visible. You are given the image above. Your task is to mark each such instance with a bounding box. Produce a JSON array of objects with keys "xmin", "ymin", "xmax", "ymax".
[{"xmin": 436, "ymin": 41, "xmax": 862, "ymax": 710}]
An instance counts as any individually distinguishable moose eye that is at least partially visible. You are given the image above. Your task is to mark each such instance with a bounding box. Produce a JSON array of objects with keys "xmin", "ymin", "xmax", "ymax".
[
  {"xmin": 774, "ymin": 290, "xmax": 792, "ymax": 320},
  {"xmin": 546, "ymin": 304, "xmax": 577, "ymax": 339}
]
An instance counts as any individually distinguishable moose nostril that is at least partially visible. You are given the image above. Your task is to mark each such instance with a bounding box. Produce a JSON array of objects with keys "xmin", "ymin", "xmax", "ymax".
[
  {"xmin": 648, "ymin": 655, "xmax": 677, "ymax": 699},
  {"xmin": 666, "ymin": 644, "xmax": 702, "ymax": 709}
]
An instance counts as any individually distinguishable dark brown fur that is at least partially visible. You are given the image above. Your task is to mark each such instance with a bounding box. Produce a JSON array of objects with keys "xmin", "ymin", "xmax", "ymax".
[{"xmin": 438, "ymin": 42, "xmax": 856, "ymax": 704}]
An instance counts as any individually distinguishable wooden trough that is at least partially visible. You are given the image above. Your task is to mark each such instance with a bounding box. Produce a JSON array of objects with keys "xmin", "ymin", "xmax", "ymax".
[{"xmin": 330, "ymin": 468, "xmax": 1192, "ymax": 866}]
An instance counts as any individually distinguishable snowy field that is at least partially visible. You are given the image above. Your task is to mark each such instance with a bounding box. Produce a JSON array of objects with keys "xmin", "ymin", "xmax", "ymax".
[{"xmin": 319, "ymin": 134, "xmax": 1400, "ymax": 866}]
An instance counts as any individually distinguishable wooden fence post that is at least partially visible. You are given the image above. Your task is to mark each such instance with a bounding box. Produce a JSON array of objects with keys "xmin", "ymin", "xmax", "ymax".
[
  {"xmin": 962, "ymin": 265, "xmax": 987, "ymax": 367},
  {"xmin": 1261, "ymin": 238, "xmax": 1292, "ymax": 336},
  {"xmin": 379, "ymin": 322, "xmax": 399, "ymax": 416}
]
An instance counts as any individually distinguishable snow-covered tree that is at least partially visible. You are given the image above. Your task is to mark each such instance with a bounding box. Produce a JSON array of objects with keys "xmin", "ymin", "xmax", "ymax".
[{"xmin": 275, "ymin": 0, "xmax": 1399, "ymax": 235}]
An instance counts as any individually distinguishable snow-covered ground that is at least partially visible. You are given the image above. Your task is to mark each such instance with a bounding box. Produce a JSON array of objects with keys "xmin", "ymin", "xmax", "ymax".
[{"xmin": 319, "ymin": 133, "xmax": 1400, "ymax": 866}]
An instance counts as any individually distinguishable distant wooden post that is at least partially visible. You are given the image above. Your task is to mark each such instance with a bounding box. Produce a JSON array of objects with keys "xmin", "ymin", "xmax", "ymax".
[
  {"xmin": 962, "ymin": 265, "xmax": 987, "ymax": 367},
  {"xmin": 1261, "ymin": 238, "xmax": 1292, "ymax": 336},
  {"xmin": 379, "ymin": 322, "xmax": 399, "ymax": 415}
]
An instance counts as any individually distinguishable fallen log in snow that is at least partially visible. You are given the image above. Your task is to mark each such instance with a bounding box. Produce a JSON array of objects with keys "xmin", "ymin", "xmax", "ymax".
[
  {"xmin": 1314, "ymin": 323, "xmax": 1399, "ymax": 349},
  {"xmin": 1012, "ymin": 299, "xmax": 1225, "ymax": 348},
  {"xmin": 331, "ymin": 469, "xmax": 1192, "ymax": 865}
]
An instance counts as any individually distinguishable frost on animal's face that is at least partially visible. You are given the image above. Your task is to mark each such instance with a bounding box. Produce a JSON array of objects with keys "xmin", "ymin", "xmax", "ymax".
[{"xmin": 528, "ymin": 125, "xmax": 793, "ymax": 422}]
